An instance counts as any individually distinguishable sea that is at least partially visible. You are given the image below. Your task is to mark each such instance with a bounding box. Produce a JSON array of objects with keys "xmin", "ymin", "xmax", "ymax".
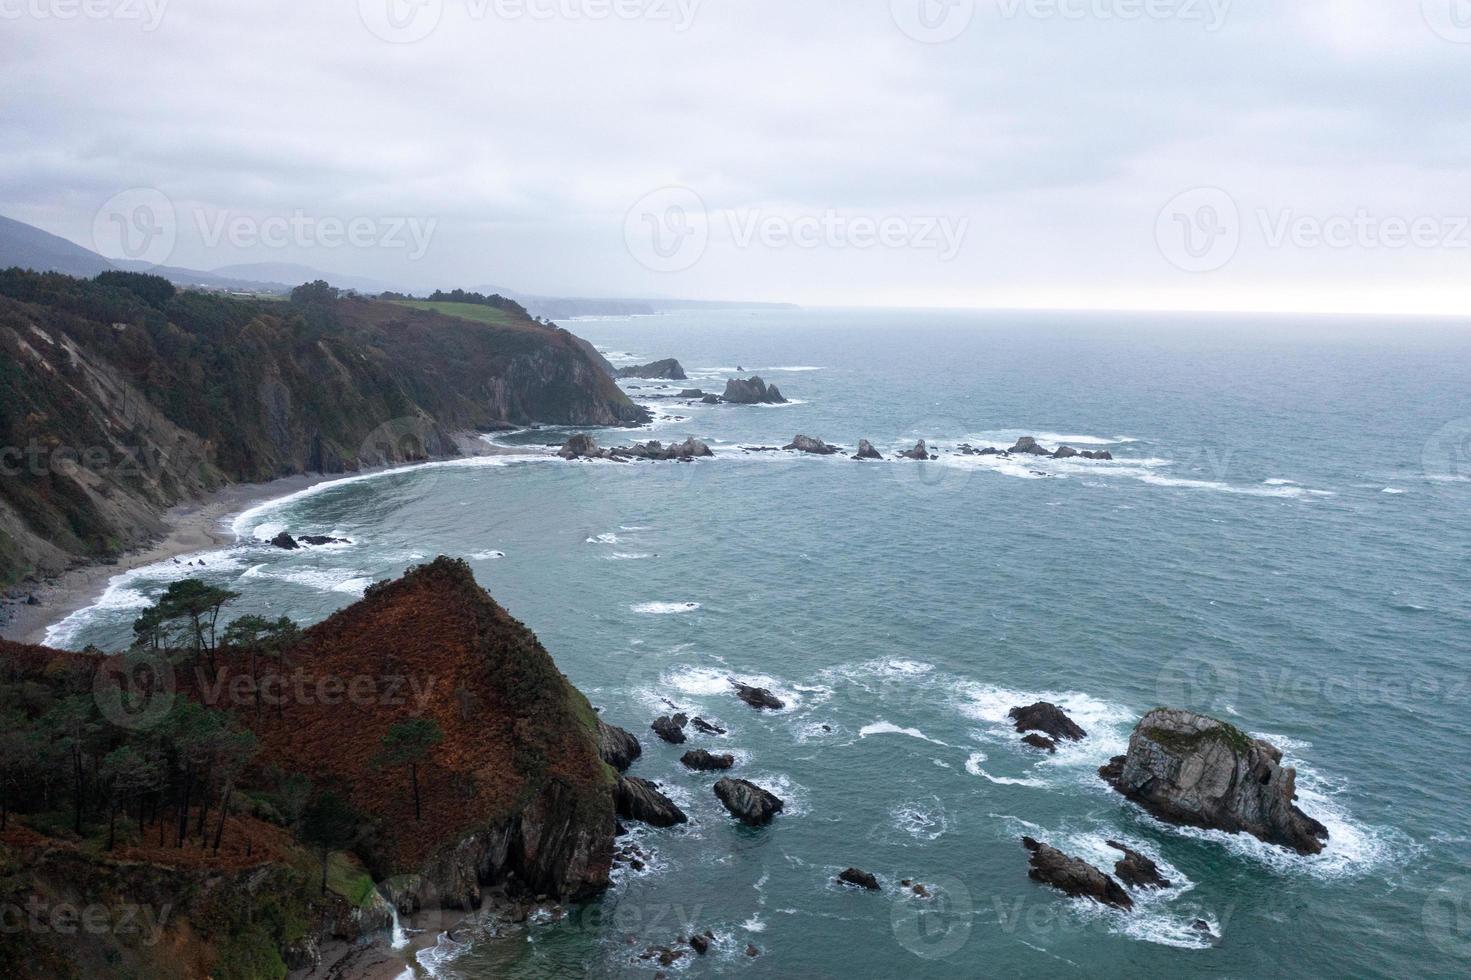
[{"xmin": 46, "ymin": 308, "xmax": 1471, "ymax": 978}]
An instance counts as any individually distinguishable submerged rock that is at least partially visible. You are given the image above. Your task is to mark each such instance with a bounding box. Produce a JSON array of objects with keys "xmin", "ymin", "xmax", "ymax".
[
  {"xmin": 1009, "ymin": 702, "xmax": 1087, "ymax": 742},
  {"xmin": 853, "ymin": 439, "xmax": 883, "ymax": 460},
  {"xmin": 713, "ymin": 778, "xmax": 785, "ymax": 826},
  {"xmin": 1106, "ymin": 840, "xmax": 1171, "ymax": 889},
  {"xmin": 722, "ymin": 376, "xmax": 786, "ymax": 405},
  {"xmin": 1021, "ymin": 837, "xmax": 1133, "ymax": 911},
  {"xmin": 298, "ymin": 534, "xmax": 349, "ymax": 546},
  {"xmin": 597, "ymin": 720, "xmax": 642, "ymax": 773},
  {"xmin": 1081, "ymin": 450, "xmax": 1113, "ymax": 460},
  {"xmin": 615, "ymin": 775, "xmax": 688, "ymax": 827},
  {"xmin": 680, "ymin": 749, "xmax": 735, "ymax": 771},
  {"xmin": 1100, "ymin": 709, "xmax": 1329, "ymax": 855},
  {"xmin": 783, "ymin": 435, "xmax": 840, "ymax": 455},
  {"xmin": 616, "ymin": 358, "xmax": 687, "ymax": 380},
  {"xmin": 270, "ymin": 531, "xmax": 300, "ymax": 550},
  {"xmin": 836, "ymin": 867, "xmax": 881, "ymax": 891},
  {"xmin": 731, "ymin": 681, "xmax": 785, "ymax": 710}
]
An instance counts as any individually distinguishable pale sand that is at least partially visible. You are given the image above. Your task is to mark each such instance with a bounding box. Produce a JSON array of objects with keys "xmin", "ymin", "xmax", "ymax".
[{"xmin": 0, "ymin": 434, "xmax": 537, "ymax": 647}]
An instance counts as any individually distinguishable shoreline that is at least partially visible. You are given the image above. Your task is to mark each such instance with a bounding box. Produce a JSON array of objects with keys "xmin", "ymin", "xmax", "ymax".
[{"xmin": 0, "ymin": 434, "xmax": 529, "ymax": 648}]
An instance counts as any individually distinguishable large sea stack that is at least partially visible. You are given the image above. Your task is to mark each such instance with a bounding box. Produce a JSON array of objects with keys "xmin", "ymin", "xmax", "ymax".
[{"xmin": 1099, "ymin": 708, "xmax": 1329, "ymax": 855}]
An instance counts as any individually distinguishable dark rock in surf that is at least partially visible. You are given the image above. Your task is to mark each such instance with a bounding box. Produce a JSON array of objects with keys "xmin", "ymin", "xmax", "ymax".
[
  {"xmin": 615, "ymin": 775, "xmax": 688, "ymax": 827},
  {"xmin": 1082, "ymin": 450, "xmax": 1114, "ymax": 460},
  {"xmin": 690, "ymin": 932, "xmax": 713, "ymax": 955},
  {"xmin": 731, "ymin": 681, "xmax": 785, "ymax": 710},
  {"xmin": 616, "ymin": 359, "xmax": 687, "ymax": 380},
  {"xmin": 1021, "ymin": 837, "xmax": 1133, "ymax": 911},
  {"xmin": 1052, "ymin": 446, "xmax": 1080, "ymax": 460},
  {"xmin": 611, "ymin": 438, "xmax": 713, "ymax": 461},
  {"xmin": 1100, "ymin": 708, "xmax": 1329, "ymax": 855},
  {"xmin": 713, "ymin": 778, "xmax": 784, "ymax": 826},
  {"xmin": 1021, "ymin": 733, "xmax": 1059, "ymax": 753},
  {"xmin": 722, "ymin": 376, "xmax": 787, "ymax": 405},
  {"xmin": 1009, "ymin": 436, "xmax": 1050, "ymax": 456},
  {"xmin": 1106, "ymin": 840, "xmax": 1171, "ymax": 889},
  {"xmin": 899, "ymin": 440, "xmax": 934, "ymax": 461},
  {"xmin": 1009, "ymin": 702, "xmax": 1087, "ymax": 742},
  {"xmin": 557, "ymin": 434, "xmax": 602, "ymax": 460},
  {"xmin": 651, "ymin": 715, "xmax": 688, "ymax": 745},
  {"xmin": 853, "ymin": 439, "xmax": 883, "ymax": 460},
  {"xmin": 680, "ymin": 749, "xmax": 735, "ymax": 771},
  {"xmin": 597, "ymin": 720, "xmax": 642, "ymax": 773},
  {"xmin": 299, "ymin": 535, "xmax": 349, "ymax": 546},
  {"xmin": 783, "ymin": 435, "xmax": 840, "ymax": 456},
  {"xmin": 837, "ymin": 868, "xmax": 881, "ymax": 891},
  {"xmin": 270, "ymin": 531, "xmax": 300, "ymax": 550},
  {"xmin": 690, "ymin": 717, "xmax": 726, "ymax": 735}
]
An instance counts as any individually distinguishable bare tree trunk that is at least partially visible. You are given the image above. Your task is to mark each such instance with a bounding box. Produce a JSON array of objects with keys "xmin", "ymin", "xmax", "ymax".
[{"xmin": 212, "ymin": 785, "xmax": 232, "ymax": 854}]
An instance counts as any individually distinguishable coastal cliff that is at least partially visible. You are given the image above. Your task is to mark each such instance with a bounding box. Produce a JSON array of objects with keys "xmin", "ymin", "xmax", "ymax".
[
  {"xmin": 0, "ymin": 270, "xmax": 645, "ymax": 586},
  {"xmin": 0, "ymin": 558, "xmax": 617, "ymax": 977}
]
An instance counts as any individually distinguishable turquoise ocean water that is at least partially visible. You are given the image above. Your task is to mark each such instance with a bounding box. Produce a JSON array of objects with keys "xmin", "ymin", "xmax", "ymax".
[{"xmin": 51, "ymin": 309, "xmax": 1471, "ymax": 978}]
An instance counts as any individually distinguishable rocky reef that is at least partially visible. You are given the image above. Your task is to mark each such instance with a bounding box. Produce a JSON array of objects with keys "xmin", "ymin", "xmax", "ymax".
[
  {"xmin": 1099, "ymin": 708, "xmax": 1329, "ymax": 855},
  {"xmin": 1022, "ymin": 837, "xmax": 1134, "ymax": 911},
  {"xmin": 558, "ymin": 434, "xmax": 713, "ymax": 462},
  {"xmin": 713, "ymin": 778, "xmax": 785, "ymax": 826}
]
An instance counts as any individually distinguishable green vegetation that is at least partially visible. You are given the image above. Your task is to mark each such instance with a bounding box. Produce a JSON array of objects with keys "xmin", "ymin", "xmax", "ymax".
[
  {"xmin": 1142, "ymin": 717, "xmax": 1254, "ymax": 757},
  {"xmin": 392, "ymin": 299, "xmax": 521, "ymax": 327}
]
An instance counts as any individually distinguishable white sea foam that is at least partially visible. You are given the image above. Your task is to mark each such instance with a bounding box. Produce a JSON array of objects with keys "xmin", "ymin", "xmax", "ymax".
[
  {"xmin": 891, "ymin": 797, "xmax": 951, "ymax": 841},
  {"xmin": 1382, "ymin": 487, "xmax": 1407, "ymax": 495},
  {"xmin": 468, "ymin": 550, "xmax": 505, "ymax": 560},
  {"xmin": 858, "ymin": 721, "xmax": 948, "ymax": 746},
  {"xmin": 964, "ymin": 752, "xmax": 1048, "ymax": 787},
  {"xmin": 631, "ymin": 601, "xmax": 701, "ymax": 615},
  {"xmin": 586, "ymin": 532, "xmax": 620, "ymax": 545},
  {"xmin": 606, "ymin": 552, "xmax": 654, "ymax": 561}
]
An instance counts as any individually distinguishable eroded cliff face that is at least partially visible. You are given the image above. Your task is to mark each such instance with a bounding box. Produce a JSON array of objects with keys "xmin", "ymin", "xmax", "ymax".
[{"xmin": 0, "ymin": 270, "xmax": 646, "ymax": 584}]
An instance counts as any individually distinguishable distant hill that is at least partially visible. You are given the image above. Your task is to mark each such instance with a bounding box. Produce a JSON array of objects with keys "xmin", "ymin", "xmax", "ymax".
[{"xmin": 0, "ymin": 214, "xmax": 114, "ymax": 278}]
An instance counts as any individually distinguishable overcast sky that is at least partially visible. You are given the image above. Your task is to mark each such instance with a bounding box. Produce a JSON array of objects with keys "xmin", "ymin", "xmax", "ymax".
[{"xmin": 3, "ymin": 0, "xmax": 1470, "ymax": 313}]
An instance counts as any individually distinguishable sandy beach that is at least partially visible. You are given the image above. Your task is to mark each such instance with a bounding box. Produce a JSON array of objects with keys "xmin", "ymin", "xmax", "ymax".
[{"xmin": 0, "ymin": 434, "xmax": 533, "ymax": 648}]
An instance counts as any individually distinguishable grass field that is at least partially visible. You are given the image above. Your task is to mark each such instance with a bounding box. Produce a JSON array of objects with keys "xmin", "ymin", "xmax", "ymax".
[{"xmin": 392, "ymin": 299, "xmax": 523, "ymax": 327}]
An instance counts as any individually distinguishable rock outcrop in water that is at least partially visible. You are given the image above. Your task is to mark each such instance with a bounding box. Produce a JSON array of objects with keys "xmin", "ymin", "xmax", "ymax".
[
  {"xmin": 837, "ymin": 868, "xmax": 881, "ymax": 891},
  {"xmin": 558, "ymin": 434, "xmax": 713, "ymax": 462},
  {"xmin": 681, "ymin": 749, "xmax": 736, "ymax": 771},
  {"xmin": 1021, "ymin": 837, "xmax": 1134, "ymax": 911},
  {"xmin": 1010, "ymin": 702, "xmax": 1087, "ymax": 742},
  {"xmin": 732, "ymin": 680, "xmax": 785, "ymax": 710},
  {"xmin": 783, "ymin": 435, "xmax": 841, "ymax": 456},
  {"xmin": 853, "ymin": 439, "xmax": 883, "ymax": 460},
  {"xmin": 713, "ymin": 778, "xmax": 785, "ymax": 826},
  {"xmin": 652, "ymin": 714, "xmax": 689, "ymax": 744},
  {"xmin": 723, "ymin": 376, "xmax": 787, "ymax": 404},
  {"xmin": 1099, "ymin": 708, "xmax": 1329, "ymax": 855},
  {"xmin": 899, "ymin": 440, "xmax": 935, "ymax": 461},
  {"xmin": 616, "ymin": 358, "xmax": 687, "ymax": 380},
  {"xmin": 615, "ymin": 775, "xmax": 689, "ymax": 827},
  {"xmin": 1010, "ymin": 436, "xmax": 1050, "ymax": 456},
  {"xmin": 1106, "ymin": 841, "xmax": 1171, "ymax": 889}
]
